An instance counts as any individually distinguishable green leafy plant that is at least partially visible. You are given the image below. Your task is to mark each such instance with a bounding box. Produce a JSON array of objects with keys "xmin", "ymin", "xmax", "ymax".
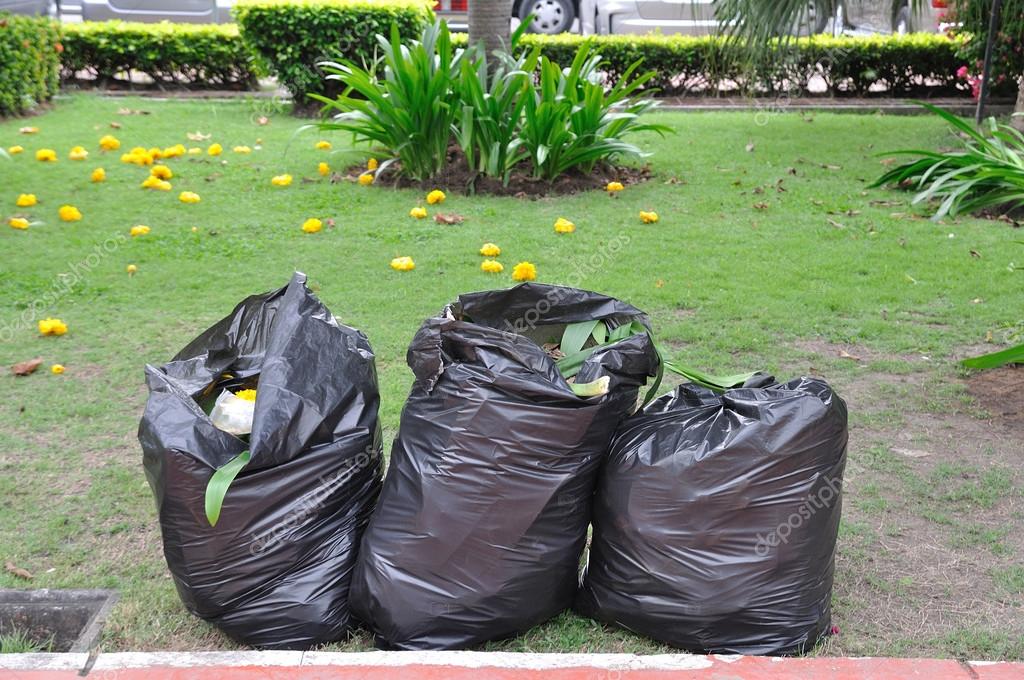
[
  {"xmin": 0, "ymin": 630, "xmax": 49, "ymax": 654},
  {"xmin": 60, "ymin": 21, "xmax": 259, "ymax": 89},
  {"xmin": 872, "ymin": 103, "xmax": 1024, "ymax": 219},
  {"xmin": 0, "ymin": 12, "xmax": 61, "ymax": 117},
  {"xmin": 313, "ymin": 21, "xmax": 464, "ymax": 181}
]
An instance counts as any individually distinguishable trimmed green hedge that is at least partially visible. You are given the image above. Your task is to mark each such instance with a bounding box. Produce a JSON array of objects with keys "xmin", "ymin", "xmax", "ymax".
[
  {"xmin": 504, "ymin": 32, "xmax": 966, "ymax": 97},
  {"xmin": 0, "ymin": 12, "xmax": 61, "ymax": 117},
  {"xmin": 61, "ymin": 21, "xmax": 258, "ymax": 89},
  {"xmin": 233, "ymin": 0, "xmax": 433, "ymax": 110}
]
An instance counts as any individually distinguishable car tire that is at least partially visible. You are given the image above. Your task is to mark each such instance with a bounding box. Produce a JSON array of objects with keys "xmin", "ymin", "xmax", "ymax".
[
  {"xmin": 518, "ymin": 0, "xmax": 575, "ymax": 35},
  {"xmin": 894, "ymin": 5, "xmax": 911, "ymax": 34}
]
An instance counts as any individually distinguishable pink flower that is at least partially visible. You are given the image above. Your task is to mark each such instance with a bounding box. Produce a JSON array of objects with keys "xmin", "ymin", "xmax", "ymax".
[{"xmin": 956, "ymin": 65, "xmax": 969, "ymax": 79}]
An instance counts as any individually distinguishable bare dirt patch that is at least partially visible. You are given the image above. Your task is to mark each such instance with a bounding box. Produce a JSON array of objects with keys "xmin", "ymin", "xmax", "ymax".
[{"xmin": 966, "ymin": 365, "xmax": 1024, "ymax": 431}]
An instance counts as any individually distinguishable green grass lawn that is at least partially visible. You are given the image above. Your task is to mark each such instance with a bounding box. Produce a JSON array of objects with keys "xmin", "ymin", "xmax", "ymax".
[{"xmin": 1, "ymin": 94, "xmax": 1022, "ymax": 658}]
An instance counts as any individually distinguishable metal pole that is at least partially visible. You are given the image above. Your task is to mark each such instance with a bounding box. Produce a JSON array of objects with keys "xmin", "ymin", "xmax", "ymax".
[{"xmin": 975, "ymin": 0, "xmax": 1004, "ymax": 124}]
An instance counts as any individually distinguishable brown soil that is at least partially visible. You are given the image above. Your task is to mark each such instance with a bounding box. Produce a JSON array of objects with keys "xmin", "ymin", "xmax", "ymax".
[{"xmin": 966, "ymin": 364, "xmax": 1024, "ymax": 430}]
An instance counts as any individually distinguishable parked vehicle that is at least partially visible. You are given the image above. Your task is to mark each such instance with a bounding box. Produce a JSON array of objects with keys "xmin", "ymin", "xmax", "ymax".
[
  {"xmin": 435, "ymin": 0, "xmax": 577, "ymax": 35},
  {"xmin": 836, "ymin": 0, "xmax": 947, "ymax": 35},
  {"xmin": 75, "ymin": 0, "xmax": 232, "ymax": 22},
  {"xmin": 0, "ymin": 0, "xmax": 56, "ymax": 17},
  {"xmin": 579, "ymin": 0, "xmax": 830, "ymax": 36}
]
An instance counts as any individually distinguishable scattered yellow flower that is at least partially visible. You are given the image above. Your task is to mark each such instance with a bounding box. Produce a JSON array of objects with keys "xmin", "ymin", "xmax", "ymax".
[
  {"xmin": 187, "ymin": 147, "xmax": 202, "ymax": 155},
  {"xmin": 150, "ymin": 164, "xmax": 173, "ymax": 180},
  {"xmin": 357, "ymin": 173, "xmax": 374, "ymax": 186},
  {"xmin": 191, "ymin": 226, "xmax": 199, "ymax": 233},
  {"xmin": 179, "ymin": 191, "xmax": 201, "ymax": 204},
  {"xmin": 315, "ymin": 140, "xmax": 332, "ymax": 150},
  {"xmin": 19, "ymin": 126, "xmax": 39, "ymax": 135},
  {"xmin": 8, "ymin": 145, "xmax": 24, "ymax": 154},
  {"xmin": 69, "ymin": 146, "xmax": 89, "ymax": 161},
  {"xmin": 8, "ymin": 217, "xmax": 29, "ymax": 230},
  {"xmin": 35, "ymin": 148, "xmax": 57, "ymax": 162},
  {"xmin": 130, "ymin": 225, "xmax": 151, "ymax": 237},
  {"xmin": 481, "ymin": 259, "xmax": 504, "ymax": 273},
  {"xmin": 16, "ymin": 193, "xmax": 37, "ymax": 207},
  {"xmin": 409, "ymin": 206, "xmax": 427, "ymax": 219},
  {"xmin": 148, "ymin": 147, "xmax": 164, "ymax": 160},
  {"xmin": 91, "ymin": 167, "xmax": 106, "ymax": 182},
  {"xmin": 367, "ymin": 158, "xmax": 378, "ymax": 171},
  {"xmin": 554, "ymin": 217, "xmax": 576, "ymax": 234},
  {"xmin": 126, "ymin": 264, "xmax": 138, "ymax": 275},
  {"xmin": 208, "ymin": 143, "xmax": 223, "ymax": 156},
  {"xmin": 233, "ymin": 145, "xmax": 252, "ymax": 154},
  {"xmin": 426, "ymin": 189, "xmax": 446, "ymax": 205},
  {"xmin": 58, "ymin": 205, "xmax": 82, "ymax": 222},
  {"xmin": 235, "ymin": 389, "xmax": 257, "ymax": 401},
  {"xmin": 479, "ymin": 242, "xmax": 501, "ymax": 257},
  {"xmin": 99, "ymin": 134, "xmax": 121, "ymax": 151},
  {"xmin": 122, "ymin": 148, "xmax": 154, "ymax": 166},
  {"xmin": 606, "ymin": 181, "xmax": 624, "ymax": 192},
  {"xmin": 51, "ymin": 364, "xmax": 65, "ymax": 375},
  {"xmin": 38, "ymin": 318, "xmax": 67, "ymax": 336},
  {"xmin": 141, "ymin": 175, "xmax": 171, "ymax": 191},
  {"xmin": 301, "ymin": 218, "xmax": 323, "ymax": 234},
  {"xmin": 318, "ymin": 162, "xmax": 330, "ymax": 176},
  {"xmin": 163, "ymin": 144, "xmax": 186, "ymax": 158},
  {"xmin": 640, "ymin": 210, "xmax": 659, "ymax": 224},
  {"xmin": 271, "ymin": 174, "xmax": 293, "ymax": 187},
  {"xmin": 390, "ymin": 256, "xmax": 415, "ymax": 271},
  {"xmin": 512, "ymin": 261, "xmax": 537, "ymax": 282}
]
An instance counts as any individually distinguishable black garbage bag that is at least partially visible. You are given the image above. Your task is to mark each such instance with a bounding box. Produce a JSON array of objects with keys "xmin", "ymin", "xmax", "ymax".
[
  {"xmin": 576, "ymin": 377, "xmax": 848, "ymax": 656},
  {"xmin": 138, "ymin": 272, "xmax": 384, "ymax": 650},
  {"xmin": 350, "ymin": 283, "xmax": 661, "ymax": 650}
]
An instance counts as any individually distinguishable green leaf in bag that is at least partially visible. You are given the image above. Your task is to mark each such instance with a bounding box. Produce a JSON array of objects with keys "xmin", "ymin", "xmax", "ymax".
[
  {"xmin": 560, "ymin": 320, "xmax": 600, "ymax": 356},
  {"xmin": 204, "ymin": 450, "xmax": 251, "ymax": 527},
  {"xmin": 664, "ymin": 361, "xmax": 763, "ymax": 392}
]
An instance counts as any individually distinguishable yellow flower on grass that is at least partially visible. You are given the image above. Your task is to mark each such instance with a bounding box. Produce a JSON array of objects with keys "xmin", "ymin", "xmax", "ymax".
[
  {"xmin": 122, "ymin": 148, "xmax": 154, "ymax": 166},
  {"xmin": 187, "ymin": 147, "xmax": 202, "ymax": 155},
  {"xmin": 301, "ymin": 218, "xmax": 322, "ymax": 234},
  {"xmin": 271, "ymin": 174, "xmax": 293, "ymax": 187},
  {"xmin": 481, "ymin": 259, "xmax": 504, "ymax": 273},
  {"xmin": 51, "ymin": 364, "xmax": 65, "ymax": 375},
  {"xmin": 179, "ymin": 191, "xmax": 201, "ymax": 204},
  {"xmin": 36, "ymin": 148, "xmax": 57, "ymax": 162},
  {"xmin": 554, "ymin": 217, "xmax": 576, "ymax": 234},
  {"xmin": 8, "ymin": 217, "xmax": 29, "ymax": 230},
  {"xmin": 208, "ymin": 143, "xmax": 223, "ymax": 156},
  {"xmin": 315, "ymin": 140, "xmax": 332, "ymax": 150},
  {"xmin": 357, "ymin": 173, "xmax": 374, "ymax": 186},
  {"xmin": 163, "ymin": 144, "xmax": 186, "ymax": 158},
  {"xmin": 91, "ymin": 167, "xmax": 106, "ymax": 182},
  {"xmin": 8, "ymin": 145, "xmax": 24, "ymax": 154},
  {"xmin": 512, "ymin": 261, "xmax": 537, "ymax": 282},
  {"xmin": 479, "ymin": 242, "xmax": 501, "ymax": 257},
  {"xmin": 99, "ymin": 134, "xmax": 121, "ymax": 151},
  {"xmin": 409, "ymin": 206, "xmax": 427, "ymax": 219},
  {"xmin": 59, "ymin": 205, "xmax": 82, "ymax": 222},
  {"xmin": 235, "ymin": 389, "xmax": 257, "ymax": 401},
  {"xmin": 148, "ymin": 147, "xmax": 164, "ymax": 160},
  {"xmin": 426, "ymin": 189, "xmax": 445, "ymax": 205},
  {"xmin": 38, "ymin": 318, "xmax": 68, "ymax": 336},
  {"xmin": 367, "ymin": 158, "xmax": 378, "ymax": 171},
  {"xmin": 318, "ymin": 162, "xmax": 330, "ymax": 176},
  {"xmin": 606, "ymin": 181, "xmax": 624, "ymax": 192},
  {"xmin": 639, "ymin": 210, "xmax": 659, "ymax": 224},
  {"xmin": 150, "ymin": 164, "xmax": 173, "ymax": 180},
  {"xmin": 69, "ymin": 146, "xmax": 89, "ymax": 161},
  {"xmin": 390, "ymin": 256, "xmax": 415, "ymax": 271},
  {"xmin": 141, "ymin": 175, "xmax": 171, "ymax": 191},
  {"xmin": 130, "ymin": 225, "xmax": 151, "ymax": 237},
  {"xmin": 16, "ymin": 193, "xmax": 37, "ymax": 207},
  {"xmin": 126, "ymin": 264, "xmax": 138, "ymax": 275},
  {"xmin": 233, "ymin": 145, "xmax": 252, "ymax": 154}
]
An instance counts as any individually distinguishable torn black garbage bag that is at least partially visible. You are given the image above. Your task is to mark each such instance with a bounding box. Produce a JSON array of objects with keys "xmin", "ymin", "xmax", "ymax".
[
  {"xmin": 576, "ymin": 377, "xmax": 848, "ymax": 656},
  {"xmin": 138, "ymin": 272, "xmax": 383, "ymax": 650},
  {"xmin": 350, "ymin": 283, "xmax": 660, "ymax": 650}
]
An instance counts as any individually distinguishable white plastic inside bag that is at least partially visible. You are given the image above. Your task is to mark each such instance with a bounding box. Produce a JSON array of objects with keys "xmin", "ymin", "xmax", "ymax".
[{"xmin": 209, "ymin": 390, "xmax": 256, "ymax": 436}]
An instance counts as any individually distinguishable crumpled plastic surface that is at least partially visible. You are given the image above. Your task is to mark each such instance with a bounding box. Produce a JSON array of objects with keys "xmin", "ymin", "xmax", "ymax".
[
  {"xmin": 138, "ymin": 272, "xmax": 383, "ymax": 650},
  {"xmin": 576, "ymin": 377, "xmax": 848, "ymax": 656},
  {"xmin": 350, "ymin": 283, "xmax": 661, "ymax": 650}
]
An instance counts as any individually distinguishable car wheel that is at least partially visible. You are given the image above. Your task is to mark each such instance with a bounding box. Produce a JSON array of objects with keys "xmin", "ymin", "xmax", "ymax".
[
  {"xmin": 519, "ymin": 0, "xmax": 575, "ymax": 35},
  {"xmin": 894, "ymin": 5, "xmax": 911, "ymax": 35}
]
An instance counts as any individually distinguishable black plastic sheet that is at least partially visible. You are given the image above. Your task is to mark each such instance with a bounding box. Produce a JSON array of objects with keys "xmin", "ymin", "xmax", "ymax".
[
  {"xmin": 138, "ymin": 272, "xmax": 383, "ymax": 649},
  {"xmin": 350, "ymin": 283, "xmax": 661, "ymax": 650},
  {"xmin": 576, "ymin": 377, "xmax": 848, "ymax": 656}
]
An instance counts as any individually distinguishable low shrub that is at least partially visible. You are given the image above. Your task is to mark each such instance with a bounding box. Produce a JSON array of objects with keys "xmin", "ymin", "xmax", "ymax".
[
  {"xmin": 61, "ymin": 21, "xmax": 258, "ymax": 89},
  {"xmin": 234, "ymin": 0, "xmax": 433, "ymax": 111},
  {"xmin": 0, "ymin": 12, "xmax": 61, "ymax": 117}
]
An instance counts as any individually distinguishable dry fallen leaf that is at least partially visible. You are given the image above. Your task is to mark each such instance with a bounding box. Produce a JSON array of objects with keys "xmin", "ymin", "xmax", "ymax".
[
  {"xmin": 109, "ymin": 121, "xmax": 122, "ymax": 129},
  {"xmin": 655, "ymin": 279, "xmax": 665, "ymax": 288},
  {"xmin": 970, "ymin": 249, "xmax": 981, "ymax": 258},
  {"xmin": 186, "ymin": 130, "xmax": 212, "ymax": 141},
  {"xmin": 433, "ymin": 213, "xmax": 465, "ymax": 225},
  {"xmin": 12, "ymin": 358, "xmax": 42, "ymax": 376},
  {"xmin": 753, "ymin": 202, "xmax": 769, "ymax": 211},
  {"xmin": 838, "ymin": 349, "xmax": 862, "ymax": 361},
  {"xmin": 745, "ymin": 141, "xmax": 755, "ymax": 153},
  {"xmin": 256, "ymin": 116, "xmax": 269, "ymax": 126},
  {"xmin": 869, "ymin": 199, "xmax": 902, "ymax": 207},
  {"xmin": 879, "ymin": 158, "xmax": 897, "ymax": 167},
  {"xmin": 116, "ymin": 107, "xmax": 150, "ymax": 116},
  {"xmin": 827, "ymin": 218, "xmax": 846, "ymax": 229},
  {"xmin": 5, "ymin": 561, "xmax": 33, "ymax": 580},
  {"xmin": 787, "ymin": 167, "xmax": 797, "ymax": 175}
]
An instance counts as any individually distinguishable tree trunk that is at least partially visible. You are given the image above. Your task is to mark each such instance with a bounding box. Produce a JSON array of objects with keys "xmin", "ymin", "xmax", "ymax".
[
  {"xmin": 468, "ymin": 0, "xmax": 514, "ymax": 58},
  {"xmin": 1014, "ymin": 74, "xmax": 1024, "ymax": 132}
]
